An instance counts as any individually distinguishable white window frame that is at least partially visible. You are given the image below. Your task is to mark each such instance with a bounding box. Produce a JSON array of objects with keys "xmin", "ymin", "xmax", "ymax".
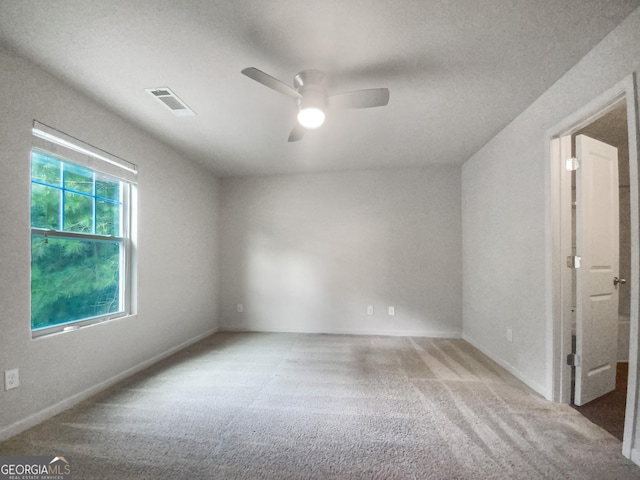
[{"xmin": 31, "ymin": 121, "xmax": 137, "ymax": 338}]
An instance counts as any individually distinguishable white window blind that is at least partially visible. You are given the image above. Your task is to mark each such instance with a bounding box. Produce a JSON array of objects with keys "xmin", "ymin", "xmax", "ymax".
[{"xmin": 32, "ymin": 121, "xmax": 138, "ymax": 183}]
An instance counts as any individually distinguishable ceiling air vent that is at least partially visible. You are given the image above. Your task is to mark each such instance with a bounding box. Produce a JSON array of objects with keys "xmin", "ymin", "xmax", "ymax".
[{"xmin": 145, "ymin": 87, "xmax": 196, "ymax": 117}]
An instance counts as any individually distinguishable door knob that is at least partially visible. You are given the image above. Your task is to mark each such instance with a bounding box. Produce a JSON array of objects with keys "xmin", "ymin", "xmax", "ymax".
[{"xmin": 614, "ymin": 277, "xmax": 627, "ymax": 286}]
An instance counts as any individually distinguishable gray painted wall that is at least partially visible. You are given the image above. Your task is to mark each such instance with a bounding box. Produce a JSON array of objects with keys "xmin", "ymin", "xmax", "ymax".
[
  {"xmin": 0, "ymin": 45, "xmax": 220, "ymax": 438},
  {"xmin": 462, "ymin": 1, "xmax": 640, "ymax": 430},
  {"xmin": 220, "ymin": 168, "xmax": 462, "ymax": 337}
]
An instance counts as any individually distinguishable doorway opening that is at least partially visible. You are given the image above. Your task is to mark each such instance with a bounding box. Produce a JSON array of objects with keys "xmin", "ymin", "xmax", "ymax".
[
  {"xmin": 569, "ymin": 102, "xmax": 630, "ymax": 441},
  {"xmin": 548, "ymin": 74, "xmax": 639, "ymax": 460}
]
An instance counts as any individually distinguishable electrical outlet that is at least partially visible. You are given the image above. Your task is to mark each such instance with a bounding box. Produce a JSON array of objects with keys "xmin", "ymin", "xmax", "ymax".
[
  {"xmin": 5, "ymin": 369, "xmax": 19, "ymax": 391},
  {"xmin": 507, "ymin": 329, "xmax": 513, "ymax": 342},
  {"xmin": 367, "ymin": 306, "xmax": 374, "ymax": 315},
  {"xmin": 388, "ymin": 306, "xmax": 395, "ymax": 316},
  {"xmin": 237, "ymin": 304, "xmax": 244, "ymax": 313}
]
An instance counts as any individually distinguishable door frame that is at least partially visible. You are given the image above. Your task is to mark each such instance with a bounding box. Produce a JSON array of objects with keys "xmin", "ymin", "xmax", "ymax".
[{"xmin": 547, "ymin": 73, "xmax": 640, "ymax": 459}]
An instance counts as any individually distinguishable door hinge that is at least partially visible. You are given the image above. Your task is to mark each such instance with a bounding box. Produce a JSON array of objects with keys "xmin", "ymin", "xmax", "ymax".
[
  {"xmin": 567, "ymin": 353, "xmax": 581, "ymax": 367},
  {"xmin": 566, "ymin": 255, "xmax": 582, "ymax": 269},
  {"xmin": 566, "ymin": 156, "xmax": 581, "ymax": 171}
]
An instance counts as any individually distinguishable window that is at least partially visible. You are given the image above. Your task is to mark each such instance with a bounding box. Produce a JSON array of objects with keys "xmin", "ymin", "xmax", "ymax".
[{"xmin": 30, "ymin": 122, "xmax": 137, "ymax": 336}]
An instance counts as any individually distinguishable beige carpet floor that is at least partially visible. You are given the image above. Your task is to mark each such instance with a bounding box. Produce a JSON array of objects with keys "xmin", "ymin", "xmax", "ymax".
[{"xmin": 1, "ymin": 332, "xmax": 639, "ymax": 479}]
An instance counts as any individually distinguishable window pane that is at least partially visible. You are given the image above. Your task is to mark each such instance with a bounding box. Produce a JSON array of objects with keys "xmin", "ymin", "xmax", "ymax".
[
  {"xmin": 96, "ymin": 177, "xmax": 120, "ymax": 201},
  {"xmin": 31, "ymin": 183, "xmax": 60, "ymax": 229},
  {"xmin": 96, "ymin": 199, "xmax": 120, "ymax": 236},
  {"xmin": 31, "ymin": 236, "xmax": 121, "ymax": 330},
  {"xmin": 64, "ymin": 191, "xmax": 93, "ymax": 233},
  {"xmin": 64, "ymin": 162, "xmax": 93, "ymax": 194},
  {"xmin": 30, "ymin": 143, "xmax": 132, "ymax": 335},
  {"xmin": 31, "ymin": 150, "xmax": 61, "ymax": 186}
]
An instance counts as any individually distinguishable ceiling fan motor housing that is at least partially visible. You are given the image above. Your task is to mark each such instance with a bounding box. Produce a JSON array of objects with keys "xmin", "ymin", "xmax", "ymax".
[{"xmin": 294, "ymin": 70, "xmax": 328, "ymax": 112}]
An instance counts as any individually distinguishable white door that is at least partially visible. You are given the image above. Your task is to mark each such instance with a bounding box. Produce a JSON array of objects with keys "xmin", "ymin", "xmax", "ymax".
[{"xmin": 574, "ymin": 134, "xmax": 620, "ymax": 406}]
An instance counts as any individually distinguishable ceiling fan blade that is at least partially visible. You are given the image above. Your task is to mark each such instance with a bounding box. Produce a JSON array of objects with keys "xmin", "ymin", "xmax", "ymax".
[
  {"xmin": 288, "ymin": 124, "xmax": 306, "ymax": 142},
  {"xmin": 328, "ymin": 88, "xmax": 390, "ymax": 109},
  {"xmin": 241, "ymin": 67, "xmax": 302, "ymax": 99}
]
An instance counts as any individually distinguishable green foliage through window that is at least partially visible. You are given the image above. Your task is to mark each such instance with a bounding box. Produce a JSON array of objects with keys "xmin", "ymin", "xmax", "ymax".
[{"xmin": 30, "ymin": 149, "xmax": 124, "ymax": 331}]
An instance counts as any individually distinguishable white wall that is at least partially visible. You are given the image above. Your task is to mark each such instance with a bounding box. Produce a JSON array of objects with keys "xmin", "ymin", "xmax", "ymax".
[
  {"xmin": 462, "ymin": 7, "xmax": 640, "ymax": 401},
  {"xmin": 0, "ymin": 45, "xmax": 220, "ymax": 439},
  {"xmin": 219, "ymin": 167, "xmax": 462, "ymax": 337}
]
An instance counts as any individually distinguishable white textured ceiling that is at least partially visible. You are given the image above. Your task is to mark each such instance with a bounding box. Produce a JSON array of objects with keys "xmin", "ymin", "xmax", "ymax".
[{"xmin": 1, "ymin": 1, "xmax": 638, "ymax": 177}]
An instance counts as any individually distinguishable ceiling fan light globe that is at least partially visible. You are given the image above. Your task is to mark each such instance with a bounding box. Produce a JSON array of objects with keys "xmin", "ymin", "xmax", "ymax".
[{"xmin": 297, "ymin": 107, "xmax": 325, "ymax": 129}]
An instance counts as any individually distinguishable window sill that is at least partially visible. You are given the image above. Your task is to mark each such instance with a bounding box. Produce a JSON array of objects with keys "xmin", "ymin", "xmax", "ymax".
[{"xmin": 32, "ymin": 313, "xmax": 138, "ymax": 340}]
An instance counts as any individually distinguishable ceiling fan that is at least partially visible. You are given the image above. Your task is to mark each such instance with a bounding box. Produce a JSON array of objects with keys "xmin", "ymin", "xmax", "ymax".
[{"xmin": 241, "ymin": 67, "xmax": 390, "ymax": 142}]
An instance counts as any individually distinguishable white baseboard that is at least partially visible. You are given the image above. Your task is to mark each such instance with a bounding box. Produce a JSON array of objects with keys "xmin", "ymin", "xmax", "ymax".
[
  {"xmin": 220, "ymin": 325, "xmax": 462, "ymax": 339},
  {"xmin": 462, "ymin": 333, "xmax": 548, "ymax": 398},
  {"xmin": 0, "ymin": 327, "xmax": 218, "ymax": 442}
]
